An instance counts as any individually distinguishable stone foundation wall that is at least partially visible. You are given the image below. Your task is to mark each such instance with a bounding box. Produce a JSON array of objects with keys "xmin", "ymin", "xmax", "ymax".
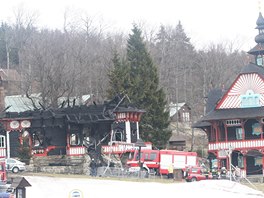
[{"xmin": 27, "ymin": 155, "xmax": 92, "ymax": 175}]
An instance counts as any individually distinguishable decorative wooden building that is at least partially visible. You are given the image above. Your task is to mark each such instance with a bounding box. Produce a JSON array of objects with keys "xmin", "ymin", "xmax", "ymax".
[
  {"xmin": 193, "ymin": 12, "xmax": 264, "ymax": 177},
  {"xmin": 0, "ymin": 94, "xmax": 145, "ymax": 161},
  {"xmin": 169, "ymin": 102, "xmax": 191, "ymax": 123}
]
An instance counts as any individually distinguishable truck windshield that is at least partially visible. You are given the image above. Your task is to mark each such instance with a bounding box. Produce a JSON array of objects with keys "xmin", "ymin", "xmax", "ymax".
[
  {"xmin": 190, "ymin": 168, "xmax": 199, "ymax": 173},
  {"xmin": 145, "ymin": 152, "xmax": 157, "ymax": 161}
]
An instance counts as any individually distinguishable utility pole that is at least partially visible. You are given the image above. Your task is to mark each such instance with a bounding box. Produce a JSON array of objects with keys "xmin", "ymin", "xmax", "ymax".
[{"xmin": 227, "ymin": 144, "xmax": 233, "ymax": 181}]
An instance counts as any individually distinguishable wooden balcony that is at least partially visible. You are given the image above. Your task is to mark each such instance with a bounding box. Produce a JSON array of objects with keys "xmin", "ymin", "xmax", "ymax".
[
  {"xmin": 66, "ymin": 146, "xmax": 86, "ymax": 156},
  {"xmin": 0, "ymin": 148, "xmax": 6, "ymax": 158},
  {"xmin": 102, "ymin": 142, "xmax": 152, "ymax": 154},
  {"xmin": 208, "ymin": 139, "xmax": 264, "ymax": 151}
]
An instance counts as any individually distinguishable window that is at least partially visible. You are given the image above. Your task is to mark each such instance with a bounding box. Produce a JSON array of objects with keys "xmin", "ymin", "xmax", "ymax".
[
  {"xmin": 255, "ymin": 157, "xmax": 262, "ymax": 166},
  {"xmin": 70, "ymin": 134, "xmax": 80, "ymax": 146},
  {"xmin": 236, "ymin": 128, "xmax": 243, "ymax": 140},
  {"xmin": 226, "ymin": 119, "xmax": 241, "ymax": 126},
  {"xmin": 257, "ymin": 55, "xmax": 263, "ymax": 66},
  {"xmin": 17, "ymin": 189, "xmax": 23, "ymax": 198},
  {"xmin": 0, "ymin": 136, "xmax": 5, "ymax": 148},
  {"xmin": 143, "ymin": 152, "xmax": 157, "ymax": 161},
  {"xmin": 7, "ymin": 159, "xmax": 15, "ymax": 163},
  {"xmin": 113, "ymin": 130, "xmax": 123, "ymax": 141},
  {"xmin": 240, "ymin": 90, "xmax": 261, "ymax": 108},
  {"xmin": 252, "ymin": 123, "xmax": 262, "ymax": 135},
  {"xmin": 33, "ymin": 131, "xmax": 44, "ymax": 147},
  {"xmin": 238, "ymin": 155, "xmax": 244, "ymax": 168},
  {"xmin": 149, "ymin": 152, "xmax": 157, "ymax": 160},
  {"xmin": 131, "ymin": 129, "xmax": 137, "ymax": 136},
  {"xmin": 182, "ymin": 112, "xmax": 190, "ymax": 122},
  {"xmin": 191, "ymin": 168, "xmax": 199, "ymax": 173}
]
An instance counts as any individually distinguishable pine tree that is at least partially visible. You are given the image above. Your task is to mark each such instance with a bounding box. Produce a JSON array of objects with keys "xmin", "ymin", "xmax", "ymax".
[
  {"xmin": 108, "ymin": 25, "xmax": 171, "ymax": 148},
  {"xmin": 107, "ymin": 51, "xmax": 130, "ymax": 98}
]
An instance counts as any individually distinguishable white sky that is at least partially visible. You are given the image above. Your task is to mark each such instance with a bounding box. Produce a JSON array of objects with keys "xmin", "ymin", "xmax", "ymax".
[{"xmin": 0, "ymin": 0, "xmax": 262, "ymax": 50}]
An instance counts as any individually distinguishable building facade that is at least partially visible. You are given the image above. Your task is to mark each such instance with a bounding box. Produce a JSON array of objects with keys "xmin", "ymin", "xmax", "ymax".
[{"xmin": 193, "ymin": 12, "xmax": 264, "ymax": 177}]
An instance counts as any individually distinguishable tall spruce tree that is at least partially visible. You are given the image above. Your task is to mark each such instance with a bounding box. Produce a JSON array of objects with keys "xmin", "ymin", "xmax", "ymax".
[
  {"xmin": 108, "ymin": 25, "xmax": 171, "ymax": 148},
  {"xmin": 107, "ymin": 51, "xmax": 130, "ymax": 98}
]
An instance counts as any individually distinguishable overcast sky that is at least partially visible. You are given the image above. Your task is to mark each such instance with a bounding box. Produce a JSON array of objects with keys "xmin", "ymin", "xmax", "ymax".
[{"xmin": 0, "ymin": 0, "xmax": 262, "ymax": 50}]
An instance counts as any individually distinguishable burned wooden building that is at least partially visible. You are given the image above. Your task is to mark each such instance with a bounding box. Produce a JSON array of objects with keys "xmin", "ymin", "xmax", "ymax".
[{"xmin": 0, "ymin": 94, "xmax": 145, "ymax": 163}]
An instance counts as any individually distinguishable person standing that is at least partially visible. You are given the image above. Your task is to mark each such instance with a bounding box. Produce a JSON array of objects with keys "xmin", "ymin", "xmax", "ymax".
[
  {"xmin": 220, "ymin": 166, "xmax": 227, "ymax": 179},
  {"xmin": 168, "ymin": 163, "xmax": 174, "ymax": 179},
  {"xmin": 90, "ymin": 158, "xmax": 97, "ymax": 176}
]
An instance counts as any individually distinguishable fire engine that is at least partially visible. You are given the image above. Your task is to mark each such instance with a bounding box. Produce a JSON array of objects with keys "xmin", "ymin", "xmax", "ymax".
[
  {"xmin": 0, "ymin": 160, "xmax": 15, "ymax": 198},
  {"xmin": 0, "ymin": 161, "xmax": 7, "ymax": 185},
  {"xmin": 126, "ymin": 149, "xmax": 198, "ymax": 175}
]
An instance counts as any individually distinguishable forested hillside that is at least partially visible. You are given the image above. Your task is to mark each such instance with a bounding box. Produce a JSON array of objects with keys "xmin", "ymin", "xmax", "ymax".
[{"xmin": 0, "ymin": 10, "xmax": 249, "ymax": 121}]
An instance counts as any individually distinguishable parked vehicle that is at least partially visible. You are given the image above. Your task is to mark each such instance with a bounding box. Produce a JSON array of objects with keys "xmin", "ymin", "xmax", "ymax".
[
  {"xmin": 0, "ymin": 192, "xmax": 14, "ymax": 198},
  {"xmin": 0, "ymin": 161, "xmax": 7, "ymax": 184},
  {"xmin": 126, "ymin": 149, "xmax": 198, "ymax": 176},
  {"xmin": 0, "ymin": 158, "xmax": 26, "ymax": 173},
  {"xmin": 185, "ymin": 166, "xmax": 212, "ymax": 182},
  {"xmin": 0, "ymin": 160, "xmax": 14, "ymax": 198}
]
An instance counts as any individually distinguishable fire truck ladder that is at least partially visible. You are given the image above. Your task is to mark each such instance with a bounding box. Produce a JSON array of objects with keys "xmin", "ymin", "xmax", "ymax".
[
  {"xmin": 101, "ymin": 151, "xmax": 123, "ymax": 177},
  {"xmin": 101, "ymin": 93, "xmax": 130, "ymax": 177},
  {"xmin": 230, "ymin": 164, "xmax": 257, "ymax": 190}
]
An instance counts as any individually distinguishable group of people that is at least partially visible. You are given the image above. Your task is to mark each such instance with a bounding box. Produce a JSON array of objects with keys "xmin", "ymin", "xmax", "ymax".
[
  {"xmin": 212, "ymin": 166, "xmax": 229, "ymax": 179},
  {"xmin": 211, "ymin": 166, "xmax": 241, "ymax": 180}
]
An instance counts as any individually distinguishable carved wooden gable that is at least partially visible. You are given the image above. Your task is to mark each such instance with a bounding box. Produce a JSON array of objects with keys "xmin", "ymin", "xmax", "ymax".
[{"xmin": 217, "ymin": 73, "xmax": 264, "ymax": 109}]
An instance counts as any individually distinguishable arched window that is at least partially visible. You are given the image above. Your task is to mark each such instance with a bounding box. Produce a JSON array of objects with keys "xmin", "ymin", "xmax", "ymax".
[
  {"xmin": 70, "ymin": 134, "xmax": 80, "ymax": 146},
  {"xmin": 113, "ymin": 129, "xmax": 123, "ymax": 141},
  {"xmin": 257, "ymin": 55, "xmax": 263, "ymax": 66}
]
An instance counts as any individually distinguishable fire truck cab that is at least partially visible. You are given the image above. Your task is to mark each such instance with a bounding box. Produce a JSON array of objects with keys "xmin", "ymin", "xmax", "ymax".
[
  {"xmin": 0, "ymin": 161, "xmax": 7, "ymax": 185},
  {"xmin": 126, "ymin": 150, "xmax": 159, "ymax": 175},
  {"xmin": 0, "ymin": 161, "xmax": 13, "ymax": 198}
]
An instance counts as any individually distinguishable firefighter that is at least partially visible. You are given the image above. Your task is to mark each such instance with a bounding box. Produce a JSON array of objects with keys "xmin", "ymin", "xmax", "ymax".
[
  {"xmin": 167, "ymin": 163, "xmax": 174, "ymax": 179},
  {"xmin": 202, "ymin": 167, "xmax": 209, "ymax": 179},
  {"xmin": 90, "ymin": 158, "xmax": 97, "ymax": 177},
  {"xmin": 211, "ymin": 166, "xmax": 218, "ymax": 179},
  {"xmin": 220, "ymin": 166, "xmax": 227, "ymax": 179}
]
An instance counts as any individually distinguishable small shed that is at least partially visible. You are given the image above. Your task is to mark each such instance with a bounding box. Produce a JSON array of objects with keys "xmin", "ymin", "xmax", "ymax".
[
  {"xmin": 10, "ymin": 177, "xmax": 31, "ymax": 198},
  {"xmin": 168, "ymin": 133, "xmax": 186, "ymax": 151}
]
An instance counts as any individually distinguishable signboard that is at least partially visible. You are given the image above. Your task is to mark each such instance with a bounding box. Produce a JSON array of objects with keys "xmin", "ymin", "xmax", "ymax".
[
  {"xmin": 69, "ymin": 189, "xmax": 83, "ymax": 198},
  {"xmin": 218, "ymin": 149, "xmax": 228, "ymax": 158}
]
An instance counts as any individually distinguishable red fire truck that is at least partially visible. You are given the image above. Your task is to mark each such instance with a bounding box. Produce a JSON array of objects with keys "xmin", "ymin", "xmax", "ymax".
[
  {"xmin": 0, "ymin": 161, "xmax": 14, "ymax": 198},
  {"xmin": 0, "ymin": 161, "xmax": 7, "ymax": 185},
  {"xmin": 126, "ymin": 149, "xmax": 198, "ymax": 175}
]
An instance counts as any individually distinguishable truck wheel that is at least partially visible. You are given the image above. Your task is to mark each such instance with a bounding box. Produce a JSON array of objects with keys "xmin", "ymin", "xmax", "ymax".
[
  {"xmin": 191, "ymin": 177, "xmax": 197, "ymax": 182},
  {"xmin": 12, "ymin": 167, "xmax": 19, "ymax": 173},
  {"xmin": 156, "ymin": 170, "xmax": 160, "ymax": 176}
]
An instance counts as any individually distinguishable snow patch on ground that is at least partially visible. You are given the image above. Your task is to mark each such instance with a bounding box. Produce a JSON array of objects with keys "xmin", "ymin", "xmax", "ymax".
[{"xmin": 24, "ymin": 176, "xmax": 264, "ymax": 198}]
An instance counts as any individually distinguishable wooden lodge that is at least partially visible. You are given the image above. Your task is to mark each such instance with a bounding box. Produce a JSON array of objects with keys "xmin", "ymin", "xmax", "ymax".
[
  {"xmin": 0, "ymin": 94, "xmax": 145, "ymax": 165},
  {"xmin": 193, "ymin": 12, "xmax": 264, "ymax": 177}
]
